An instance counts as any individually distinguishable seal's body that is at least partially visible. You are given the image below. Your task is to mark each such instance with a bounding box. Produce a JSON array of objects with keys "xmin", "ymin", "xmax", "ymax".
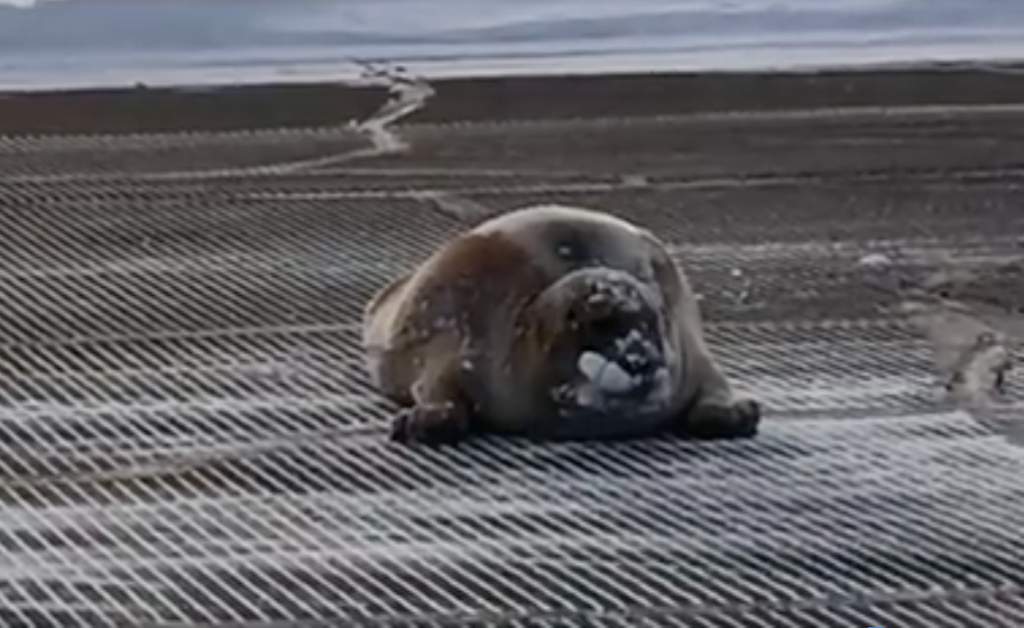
[{"xmin": 362, "ymin": 204, "xmax": 760, "ymax": 444}]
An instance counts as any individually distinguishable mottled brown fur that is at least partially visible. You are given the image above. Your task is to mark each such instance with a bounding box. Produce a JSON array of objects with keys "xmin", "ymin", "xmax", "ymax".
[{"xmin": 363, "ymin": 230, "xmax": 550, "ymax": 442}]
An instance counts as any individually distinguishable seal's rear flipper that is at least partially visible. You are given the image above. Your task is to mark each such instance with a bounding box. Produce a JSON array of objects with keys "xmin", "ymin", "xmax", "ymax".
[
  {"xmin": 389, "ymin": 404, "xmax": 471, "ymax": 445},
  {"xmin": 673, "ymin": 399, "xmax": 761, "ymax": 440},
  {"xmin": 668, "ymin": 342, "xmax": 763, "ymax": 440}
]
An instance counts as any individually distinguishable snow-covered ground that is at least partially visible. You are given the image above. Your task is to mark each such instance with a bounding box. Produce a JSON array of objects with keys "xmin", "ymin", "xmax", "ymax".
[{"xmin": 1, "ymin": 0, "xmax": 1023, "ymax": 90}]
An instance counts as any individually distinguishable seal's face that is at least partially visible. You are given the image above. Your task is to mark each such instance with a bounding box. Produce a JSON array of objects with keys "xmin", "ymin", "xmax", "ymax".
[{"xmin": 540, "ymin": 270, "xmax": 678, "ymax": 424}]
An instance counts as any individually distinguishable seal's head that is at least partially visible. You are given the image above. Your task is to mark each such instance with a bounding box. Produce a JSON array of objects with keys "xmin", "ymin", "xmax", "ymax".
[{"xmin": 519, "ymin": 267, "xmax": 679, "ymax": 436}]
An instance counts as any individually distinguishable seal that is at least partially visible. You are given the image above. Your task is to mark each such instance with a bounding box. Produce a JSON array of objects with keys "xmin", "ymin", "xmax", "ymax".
[{"xmin": 362, "ymin": 203, "xmax": 761, "ymax": 445}]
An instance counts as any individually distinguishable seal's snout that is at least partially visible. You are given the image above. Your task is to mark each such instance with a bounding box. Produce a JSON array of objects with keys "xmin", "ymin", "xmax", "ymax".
[
  {"xmin": 580, "ymin": 273, "xmax": 647, "ymax": 321},
  {"xmin": 583, "ymin": 291, "xmax": 617, "ymax": 321},
  {"xmin": 568, "ymin": 274, "xmax": 669, "ymax": 403},
  {"xmin": 544, "ymin": 266, "xmax": 674, "ymax": 416},
  {"xmin": 574, "ymin": 321, "xmax": 670, "ymax": 405}
]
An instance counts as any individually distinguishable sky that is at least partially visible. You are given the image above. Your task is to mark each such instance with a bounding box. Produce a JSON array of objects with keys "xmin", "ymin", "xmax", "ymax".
[{"xmin": 0, "ymin": 0, "xmax": 1022, "ymax": 90}]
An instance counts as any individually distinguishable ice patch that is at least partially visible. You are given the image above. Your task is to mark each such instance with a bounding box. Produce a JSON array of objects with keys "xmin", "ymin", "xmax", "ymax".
[
  {"xmin": 598, "ymin": 361, "xmax": 635, "ymax": 394},
  {"xmin": 857, "ymin": 253, "xmax": 894, "ymax": 269},
  {"xmin": 575, "ymin": 383, "xmax": 602, "ymax": 408},
  {"xmin": 577, "ymin": 350, "xmax": 639, "ymax": 395},
  {"xmin": 577, "ymin": 351, "xmax": 607, "ymax": 381},
  {"xmin": 649, "ymin": 367, "xmax": 671, "ymax": 399}
]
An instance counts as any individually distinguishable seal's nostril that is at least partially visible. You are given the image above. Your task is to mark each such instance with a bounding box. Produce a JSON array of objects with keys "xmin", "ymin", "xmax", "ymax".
[{"xmin": 583, "ymin": 292, "xmax": 618, "ymax": 323}]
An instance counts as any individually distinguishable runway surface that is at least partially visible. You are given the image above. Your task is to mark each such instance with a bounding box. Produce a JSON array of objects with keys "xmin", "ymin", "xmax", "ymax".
[{"xmin": 1, "ymin": 69, "xmax": 1024, "ymax": 627}]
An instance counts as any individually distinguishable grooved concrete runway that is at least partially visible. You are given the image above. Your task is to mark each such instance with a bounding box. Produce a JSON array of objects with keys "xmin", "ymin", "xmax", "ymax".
[{"xmin": 1, "ymin": 71, "xmax": 1023, "ymax": 628}]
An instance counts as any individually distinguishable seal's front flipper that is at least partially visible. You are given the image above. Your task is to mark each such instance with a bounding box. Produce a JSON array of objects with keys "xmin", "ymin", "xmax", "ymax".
[
  {"xmin": 671, "ymin": 356, "xmax": 761, "ymax": 441},
  {"xmin": 390, "ymin": 403, "xmax": 471, "ymax": 445},
  {"xmin": 674, "ymin": 398, "xmax": 761, "ymax": 440},
  {"xmin": 388, "ymin": 361, "xmax": 473, "ymax": 446}
]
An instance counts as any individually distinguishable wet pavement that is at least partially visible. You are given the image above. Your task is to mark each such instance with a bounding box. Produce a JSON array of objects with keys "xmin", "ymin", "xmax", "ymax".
[{"xmin": 0, "ymin": 69, "xmax": 1023, "ymax": 627}]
